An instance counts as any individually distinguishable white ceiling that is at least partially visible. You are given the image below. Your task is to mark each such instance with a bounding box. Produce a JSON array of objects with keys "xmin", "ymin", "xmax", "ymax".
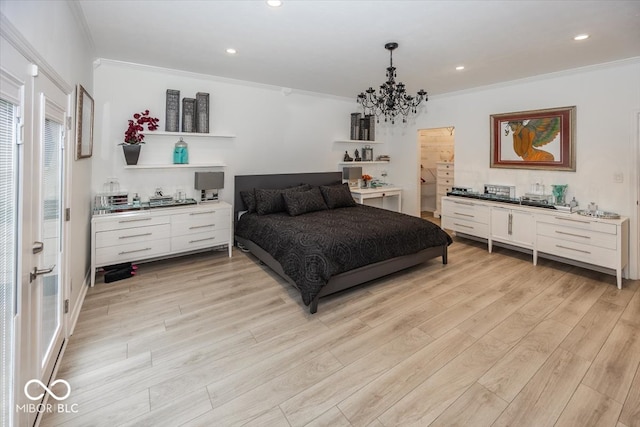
[{"xmin": 78, "ymin": 0, "xmax": 640, "ymax": 99}]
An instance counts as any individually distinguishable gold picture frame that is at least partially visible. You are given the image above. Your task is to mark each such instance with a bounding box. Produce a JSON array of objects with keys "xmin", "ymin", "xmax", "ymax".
[{"xmin": 76, "ymin": 84, "xmax": 94, "ymax": 159}]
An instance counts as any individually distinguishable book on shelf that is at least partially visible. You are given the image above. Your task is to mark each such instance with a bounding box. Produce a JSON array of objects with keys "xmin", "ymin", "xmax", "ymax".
[
  {"xmin": 366, "ymin": 114, "xmax": 375, "ymax": 141},
  {"xmin": 350, "ymin": 113, "xmax": 361, "ymax": 140},
  {"xmin": 360, "ymin": 117, "xmax": 369, "ymax": 141},
  {"xmin": 165, "ymin": 89, "xmax": 180, "ymax": 132},
  {"xmin": 195, "ymin": 92, "xmax": 209, "ymax": 133},
  {"xmin": 182, "ymin": 98, "xmax": 196, "ymax": 133}
]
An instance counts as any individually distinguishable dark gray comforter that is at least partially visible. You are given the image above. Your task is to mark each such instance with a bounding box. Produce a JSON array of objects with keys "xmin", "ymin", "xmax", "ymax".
[{"xmin": 235, "ymin": 204, "xmax": 452, "ymax": 306}]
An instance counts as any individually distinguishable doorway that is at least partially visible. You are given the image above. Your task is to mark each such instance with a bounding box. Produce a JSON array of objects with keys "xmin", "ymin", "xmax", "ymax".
[{"xmin": 418, "ymin": 127, "xmax": 455, "ymax": 218}]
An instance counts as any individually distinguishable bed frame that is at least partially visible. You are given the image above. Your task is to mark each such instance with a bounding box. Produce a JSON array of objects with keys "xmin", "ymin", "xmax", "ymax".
[{"xmin": 234, "ymin": 172, "xmax": 448, "ymax": 314}]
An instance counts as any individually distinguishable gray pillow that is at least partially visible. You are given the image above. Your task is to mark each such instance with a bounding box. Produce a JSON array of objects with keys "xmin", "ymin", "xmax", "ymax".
[
  {"xmin": 240, "ymin": 189, "xmax": 256, "ymax": 213},
  {"xmin": 319, "ymin": 183, "xmax": 357, "ymax": 209},
  {"xmin": 255, "ymin": 184, "xmax": 311, "ymax": 215},
  {"xmin": 283, "ymin": 187, "xmax": 328, "ymax": 216}
]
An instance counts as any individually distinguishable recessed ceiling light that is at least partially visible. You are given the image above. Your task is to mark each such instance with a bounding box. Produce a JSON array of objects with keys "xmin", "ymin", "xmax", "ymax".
[
  {"xmin": 455, "ymin": 65, "xmax": 465, "ymax": 71},
  {"xmin": 226, "ymin": 48, "xmax": 237, "ymax": 55},
  {"xmin": 574, "ymin": 34, "xmax": 589, "ymax": 41},
  {"xmin": 267, "ymin": 0, "xmax": 282, "ymax": 7}
]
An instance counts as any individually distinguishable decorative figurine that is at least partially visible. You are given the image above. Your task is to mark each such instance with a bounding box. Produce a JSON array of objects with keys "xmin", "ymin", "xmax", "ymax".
[
  {"xmin": 343, "ymin": 150, "xmax": 353, "ymax": 161},
  {"xmin": 354, "ymin": 149, "xmax": 362, "ymax": 161}
]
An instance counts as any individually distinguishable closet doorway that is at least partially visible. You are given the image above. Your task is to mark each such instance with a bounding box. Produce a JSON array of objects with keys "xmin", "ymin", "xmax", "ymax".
[{"xmin": 419, "ymin": 127, "xmax": 455, "ymax": 219}]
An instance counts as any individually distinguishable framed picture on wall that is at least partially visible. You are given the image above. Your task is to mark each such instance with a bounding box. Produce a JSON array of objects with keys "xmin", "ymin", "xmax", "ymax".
[
  {"xmin": 76, "ymin": 84, "xmax": 94, "ymax": 159},
  {"xmin": 490, "ymin": 106, "xmax": 576, "ymax": 171}
]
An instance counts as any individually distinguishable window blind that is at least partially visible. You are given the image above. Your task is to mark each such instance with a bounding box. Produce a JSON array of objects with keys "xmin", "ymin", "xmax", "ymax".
[{"xmin": 0, "ymin": 97, "xmax": 17, "ymax": 427}]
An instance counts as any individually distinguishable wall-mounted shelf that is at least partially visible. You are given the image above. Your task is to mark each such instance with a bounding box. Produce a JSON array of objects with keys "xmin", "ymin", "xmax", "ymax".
[
  {"xmin": 339, "ymin": 161, "xmax": 389, "ymax": 165},
  {"xmin": 334, "ymin": 139, "xmax": 382, "ymax": 144},
  {"xmin": 147, "ymin": 131, "xmax": 236, "ymax": 139},
  {"xmin": 124, "ymin": 163, "xmax": 226, "ymax": 169}
]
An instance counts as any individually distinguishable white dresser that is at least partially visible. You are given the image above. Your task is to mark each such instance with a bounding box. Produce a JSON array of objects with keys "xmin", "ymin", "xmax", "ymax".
[
  {"xmin": 441, "ymin": 195, "xmax": 629, "ymax": 288},
  {"xmin": 434, "ymin": 161, "xmax": 454, "ymax": 218},
  {"xmin": 91, "ymin": 202, "xmax": 232, "ymax": 286}
]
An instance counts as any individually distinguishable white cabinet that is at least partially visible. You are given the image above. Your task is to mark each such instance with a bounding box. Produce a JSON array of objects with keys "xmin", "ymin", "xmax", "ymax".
[
  {"xmin": 434, "ymin": 162, "xmax": 454, "ymax": 218},
  {"xmin": 441, "ymin": 195, "xmax": 629, "ymax": 288},
  {"xmin": 490, "ymin": 207, "xmax": 534, "ymax": 250},
  {"xmin": 91, "ymin": 202, "xmax": 232, "ymax": 286},
  {"xmin": 441, "ymin": 197, "xmax": 490, "ymax": 239}
]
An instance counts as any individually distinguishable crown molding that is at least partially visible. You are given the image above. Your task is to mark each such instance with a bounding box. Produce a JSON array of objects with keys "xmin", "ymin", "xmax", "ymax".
[{"xmin": 0, "ymin": 12, "xmax": 72, "ymax": 94}]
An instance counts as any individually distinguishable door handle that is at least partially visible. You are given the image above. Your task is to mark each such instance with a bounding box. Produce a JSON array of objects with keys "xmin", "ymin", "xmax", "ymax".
[
  {"xmin": 32, "ymin": 241, "xmax": 44, "ymax": 254},
  {"xmin": 30, "ymin": 265, "xmax": 56, "ymax": 283}
]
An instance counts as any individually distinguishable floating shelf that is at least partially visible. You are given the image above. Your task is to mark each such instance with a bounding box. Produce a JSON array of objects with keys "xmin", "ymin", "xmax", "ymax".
[
  {"xmin": 339, "ymin": 161, "xmax": 390, "ymax": 165},
  {"xmin": 334, "ymin": 139, "xmax": 382, "ymax": 144},
  {"xmin": 124, "ymin": 163, "xmax": 227, "ymax": 169},
  {"xmin": 147, "ymin": 131, "xmax": 236, "ymax": 138}
]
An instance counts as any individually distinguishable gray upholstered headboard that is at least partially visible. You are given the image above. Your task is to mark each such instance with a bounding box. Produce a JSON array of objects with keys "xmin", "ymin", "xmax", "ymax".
[{"xmin": 234, "ymin": 172, "xmax": 343, "ymax": 228}]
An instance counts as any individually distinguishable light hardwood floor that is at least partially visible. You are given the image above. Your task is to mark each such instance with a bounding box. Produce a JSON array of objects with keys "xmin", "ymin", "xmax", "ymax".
[{"xmin": 41, "ymin": 235, "xmax": 640, "ymax": 427}]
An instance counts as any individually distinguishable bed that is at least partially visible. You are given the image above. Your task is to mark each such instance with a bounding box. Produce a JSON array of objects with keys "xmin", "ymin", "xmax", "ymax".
[{"xmin": 234, "ymin": 172, "xmax": 452, "ymax": 313}]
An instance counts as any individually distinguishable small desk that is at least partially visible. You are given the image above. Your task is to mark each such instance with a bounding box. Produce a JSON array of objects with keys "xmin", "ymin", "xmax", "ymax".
[{"xmin": 351, "ymin": 187, "xmax": 402, "ymax": 212}]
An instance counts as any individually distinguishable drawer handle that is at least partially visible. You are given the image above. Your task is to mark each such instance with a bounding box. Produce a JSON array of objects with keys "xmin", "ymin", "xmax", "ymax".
[
  {"xmin": 453, "ymin": 212, "xmax": 474, "ymax": 218},
  {"xmin": 118, "ymin": 247, "xmax": 151, "ymax": 255},
  {"xmin": 555, "ymin": 230, "xmax": 590, "ymax": 239},
  {"xmin": 119, "ymin": 217, "xmax": 152, "ymax": 223},
  {"xmin": 554, "ymin": 216, "xmax": 590, "ymax": 224},
  {"xmin": 453, "ymin": 201, "xmax": 474, "ymax": 206},
  {"xmin": 555, "ymin": 244, "xmax": 591, "ymax": 254},
  {"xmin": 119, "ymin": 232, "xmax": 153, "ymax": 239},
  {"xmin": 190, "ymin": 211, "xmax": 215, "ymax": 216},
  {"xmin": 189, "ymin": 237, "xmax": 215, "ymax": 244},
  {"xmin": 189, "ymin": 224, "xmax": 215, "ymax": 230},
  {"xmin": 454, "ymin": 222, "xmax": 474, "ymax": 229}
]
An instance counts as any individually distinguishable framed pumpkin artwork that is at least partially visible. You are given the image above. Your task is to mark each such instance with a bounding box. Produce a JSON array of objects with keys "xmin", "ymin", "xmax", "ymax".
[{"xmin": 490, "ymin": 106, "xmax": 576, "ymax": 171}]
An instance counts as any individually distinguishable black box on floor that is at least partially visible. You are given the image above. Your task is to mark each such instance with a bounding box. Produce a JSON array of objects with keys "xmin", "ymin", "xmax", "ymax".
[
  {"xmin": 104, "ymin": 268, "xmax": 134, "ymax": 283},
  {"xmin": 103, "ymin": 262, "xmax": 133, "ymax": 272}
]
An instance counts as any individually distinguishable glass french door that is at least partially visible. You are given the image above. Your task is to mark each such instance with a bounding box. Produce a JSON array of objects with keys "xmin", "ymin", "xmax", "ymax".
[
  {"xmin": 38, "ymin": 96, "xmax": 64, "ymax": 370},
  {"xmin": 18, "ymin": 73, "xmax": 68, "ymax": 427}
]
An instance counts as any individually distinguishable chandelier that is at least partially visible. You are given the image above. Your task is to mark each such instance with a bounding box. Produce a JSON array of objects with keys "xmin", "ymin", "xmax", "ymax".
[{"xmin": 357, "ymin": 42, "xmax": 428, "ymax": 124}]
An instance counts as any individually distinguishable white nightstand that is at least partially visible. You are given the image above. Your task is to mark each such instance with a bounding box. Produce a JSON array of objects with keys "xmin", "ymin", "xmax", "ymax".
[{"xmin": 350, "ymin": 187, "xmax": 402, "ymax": 212}]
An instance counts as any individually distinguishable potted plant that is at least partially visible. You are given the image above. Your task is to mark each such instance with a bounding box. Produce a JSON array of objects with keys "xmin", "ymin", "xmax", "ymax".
[{"xmin": 120, "ymin": 110, "xmax": 159, "ymax": 165}]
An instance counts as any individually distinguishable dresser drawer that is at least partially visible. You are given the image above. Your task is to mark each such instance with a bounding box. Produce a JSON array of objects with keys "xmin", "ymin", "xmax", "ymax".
[
  {"xmin": 536, "ymin": 214, "xmax": 617, "ymax": 235},
  {"xmin": 442, "ymin": 216, "xmax": 489, "ymax": 238},
  {"xmin": 95, "ymin": 223, "xmax": 171, "ymax": 249},
  {"xmin": 171, "ymin": 208, "xmax": 230, "ymax": 235},
  {"xmin": 94, "ymin": 214, "xmax": 170, "ymax": 232},
  {"xmin": 437, "ymin": 169, "xmax": 454, "ymax": 180},
  {"xmin": 442, "ymin": 198, "xmax": 490, "ymax": 224},
  {"xmin": 537, "ymin": 222, "xmax": 617, "ymax": 250},
  {"xmin": 95, "ymin": 238, "xmax": 171, "ymax": 266},
  {"xmin": 437, "ymin": 163, "xmax": 454, "ymax": 171},
  {"xmin": 537, "ymin": 235, "xmax": 618, "ymax": 269},
  {"xmin": 171, "ymin": 228, "xmax": 230, "ymax": 253},
  {"xmin": 437, "ymin": 184, "xmax": 453, "ymax": 197}
]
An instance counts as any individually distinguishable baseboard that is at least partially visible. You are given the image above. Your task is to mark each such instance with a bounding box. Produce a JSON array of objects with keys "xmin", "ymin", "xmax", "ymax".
[{"xmin": 68, "ymin": 270, "xmax": 90, "ymax": 336}]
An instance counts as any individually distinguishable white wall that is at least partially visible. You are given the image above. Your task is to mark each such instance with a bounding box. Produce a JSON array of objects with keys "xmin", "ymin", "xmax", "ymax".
[
  {"xmin": 391, "ymin": 58, "xmax": 640, "ymax": 279},
  {"xmin": 1, "ymin": 1, "xmax": 95, "ymax": 323},
  {"xmin": 92, "ymin": 60, "xmax": 390, "ymax": 205}
]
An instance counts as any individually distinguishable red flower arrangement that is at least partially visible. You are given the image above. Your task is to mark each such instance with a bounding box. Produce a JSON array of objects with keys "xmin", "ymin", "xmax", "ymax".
[
  {"xmin": 362, "ymin": 174, "xmax": 373, "ymax": 182},
  {"xmin": 122, "ymin": 110, "xmax": 159, "ymax": 145}
]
